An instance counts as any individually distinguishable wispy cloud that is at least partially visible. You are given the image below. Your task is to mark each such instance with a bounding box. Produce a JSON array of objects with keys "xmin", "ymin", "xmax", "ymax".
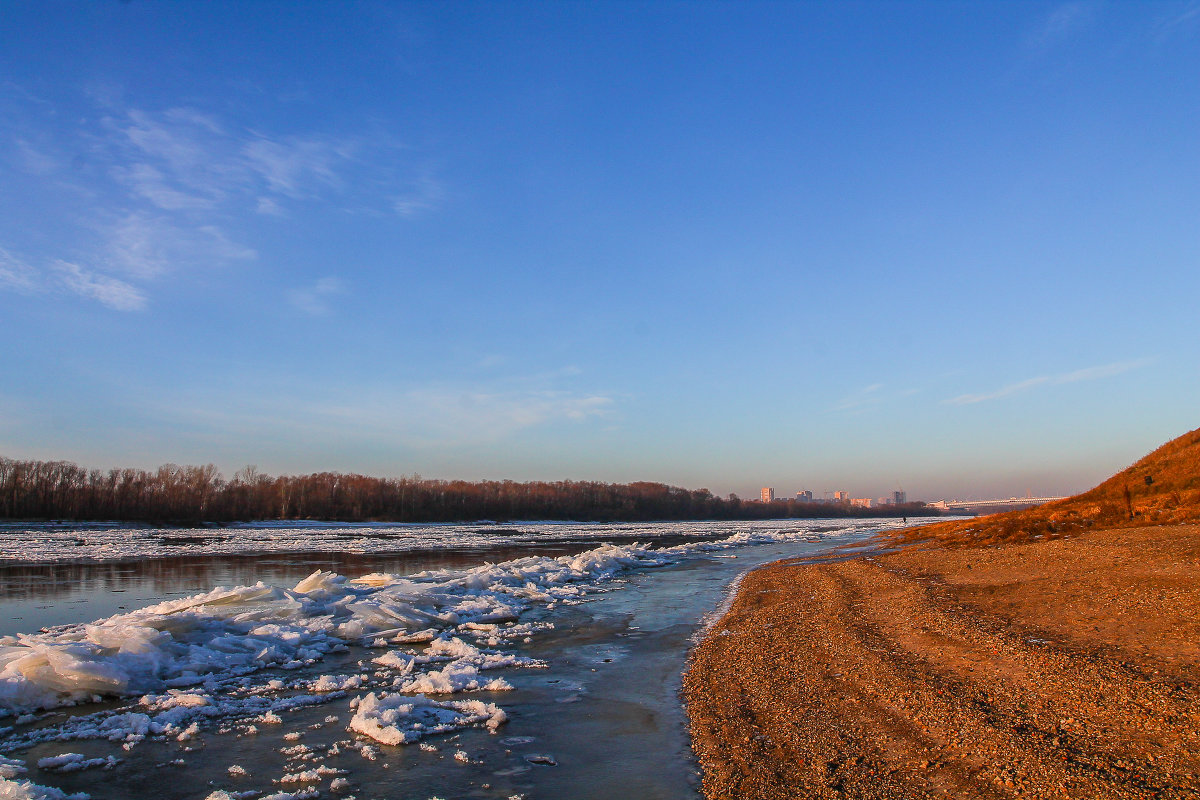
[
  {"xmin": 1025, "ymin": 2, "xmax": 1095, "ymax": 51},
  {"xmin": 112, "ymin": 162, "xmax": 217, "ymax": 211},
  {"xmin": 103, "ymin": 213, "xmax": 174, "ymax": 278},
  {"xmin": 101, "ymin": 213, "xmax": 256, "ymax": 280},
  {"xmin": 1153, "ymin": 1, "xmax": 1200, "ymax": 39},
  {"xmin": 288, "ymin": 276, "xmax": 346, "ymax": 316},
  {"xmin": 242, "ymin": 134, "xmax": 344, "ymax": 199},
  {"xmin": 255, "ymin": 197, "xmax": 284, "ymax": 216},
  {"xmin": 945, "ymin": 359, "xmax": 1153, "ymax": 405},
  {"xmin": 946, "ymin": 376, "xmax": 1050, "ymax": 406},
  {"xmin": 13, "ymin": 139, "xmax": 59, "ymax": 175},
  {"xmin": 103, "ymin": 105, "xmax": 429, "ymax": 218},
  {"xmin": 1057, "ymin": 360, "xmax": 1152, "ymax": 383},
  {"xmin": 476, "ymin": 354, "xmax": 508, "ymax": 369},
  {"xmin": 53, "ymin": 261, "xmax": 147, "ymax": 311},
  {"xmin": 833, "ymin": 383, "xmax": 923, "ymax": 412},
  {"xmin": 157, "ymin": 381, "xmax": 615, "ymax": 451},
  {"xmin": 1, "ymin": 247, "xmax": 146, "ymax": 311},
  {"xmin": 108, "ymin": 108, "xmax": 231, "ymax": 210},
  {"xmin": 834, "ymin": 383, "xmax": 884, "ymax": 412},
  {"xmin": 393, "ymin": 173, "xmax": 445, "ymax": 217},
  {"xmin": 105, "ymin": 107, "xmax": 361, "ymax": 214},
  {"xmin": 0, "ymin": 248, "xmax": 38, "ymax": 292},
  {"xmin": 2, "ymin": 90, "xmax": 439, "ymax": 309},
  {"xmin": 316, "ymin": 389, "xmax": 614, "ymax": 447}
]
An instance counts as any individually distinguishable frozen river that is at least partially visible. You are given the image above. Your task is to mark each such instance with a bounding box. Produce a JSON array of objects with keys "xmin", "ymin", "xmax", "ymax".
[{"xmin": 0, "ymin": 519, "xmax": 899, "ymax": 800}]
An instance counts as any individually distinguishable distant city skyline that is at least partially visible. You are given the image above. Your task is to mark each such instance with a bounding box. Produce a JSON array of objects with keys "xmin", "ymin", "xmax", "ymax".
[
  {"xmin": 754, "ymin": 488, "xmax": 910, "ymax": 509},
  {"xmin": 1, "ymin": 2, "xmax": 1196, "ymax": 502}
]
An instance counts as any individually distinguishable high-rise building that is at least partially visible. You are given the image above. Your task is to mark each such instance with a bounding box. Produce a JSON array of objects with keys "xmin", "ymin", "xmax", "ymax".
[
  {"xmin": 833, "ymin": 490, "xmax": 849, "ymax": 502},
  {"xmin": 760, "ymin": 487, "xmax": 775, "ymax": 502},
  {"xmin": 893, "ymin": 490, "xmax": 907, "ymax": 505},
  {"xmin": 795, "ymin": 490, "xmax": 813, "ymax": 502}
]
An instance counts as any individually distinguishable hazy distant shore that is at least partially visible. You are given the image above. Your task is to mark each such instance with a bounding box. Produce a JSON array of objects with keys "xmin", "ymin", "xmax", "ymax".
[{"xmin": 684, "ymin": 523, "xmax": 1200, "ymax": 799}]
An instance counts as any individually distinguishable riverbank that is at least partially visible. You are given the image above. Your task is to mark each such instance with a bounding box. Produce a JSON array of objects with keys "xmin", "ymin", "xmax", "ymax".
[{"xmin": 684, "ymin": 523, "xmax": 1200, "ymax": 799}]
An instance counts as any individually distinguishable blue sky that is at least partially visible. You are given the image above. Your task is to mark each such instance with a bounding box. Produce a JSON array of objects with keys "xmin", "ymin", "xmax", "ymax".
[{"xmin": 1, "ymin": 1, "xmax": 1198, "ymax": 501}]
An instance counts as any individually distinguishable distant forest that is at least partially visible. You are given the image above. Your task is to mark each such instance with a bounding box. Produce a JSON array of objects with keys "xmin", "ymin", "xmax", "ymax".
[{"xmin": 0, "ymin": 456, "xmax": 938, "ymax": 525}]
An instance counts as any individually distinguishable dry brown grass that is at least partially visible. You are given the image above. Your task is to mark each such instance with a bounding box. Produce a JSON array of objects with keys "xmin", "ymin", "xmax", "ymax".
[{"xmin": 897, "ymin": 426, "xmax": 1200, "ymax": 548}]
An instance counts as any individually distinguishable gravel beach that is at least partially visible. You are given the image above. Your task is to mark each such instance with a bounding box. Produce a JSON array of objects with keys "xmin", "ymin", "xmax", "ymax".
[{"xmin": 685, "ymin": 523, "xmax": 1200, "ymax": 799}]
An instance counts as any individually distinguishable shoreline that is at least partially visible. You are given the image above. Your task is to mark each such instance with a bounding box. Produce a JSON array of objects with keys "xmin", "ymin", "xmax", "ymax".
[{"xmin": 684, "ymin": 523, "xmax": 1200, "ymax": 799}]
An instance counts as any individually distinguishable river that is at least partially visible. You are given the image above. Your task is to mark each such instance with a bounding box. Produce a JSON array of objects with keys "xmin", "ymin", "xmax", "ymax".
[{"xmin": 0, "ymin": 519, "xmax": 897, "ymax": 800}]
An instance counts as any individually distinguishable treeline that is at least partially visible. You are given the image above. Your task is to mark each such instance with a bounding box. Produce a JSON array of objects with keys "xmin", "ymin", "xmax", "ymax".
[{"xmin": 0, "ymin": 456, "xmax": 936, "ymax": 524}]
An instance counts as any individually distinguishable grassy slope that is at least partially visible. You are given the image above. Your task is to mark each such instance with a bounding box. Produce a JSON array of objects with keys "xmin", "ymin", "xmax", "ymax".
[{"xmin": 899, "ymin": 426, "xmax": 1200, "ymax": 547}]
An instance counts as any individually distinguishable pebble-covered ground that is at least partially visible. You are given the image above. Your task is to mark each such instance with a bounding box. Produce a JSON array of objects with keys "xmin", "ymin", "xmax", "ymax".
[{"xmin": 685, "ymin": 523, "xmax": 1200, "ymax": 799}]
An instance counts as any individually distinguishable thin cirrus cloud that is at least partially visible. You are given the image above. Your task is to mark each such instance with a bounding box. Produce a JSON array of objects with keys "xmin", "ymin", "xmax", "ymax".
[
  {"xmin": 103, "ymin": 106, "xmax": 413, "ymax": 213},
  {"xmin": 833, "ymin": 383, "xmax": 922, "ymax": 413},
  {"xmin": 287, "ymin": 277, "xmax": 346, "ymax": 316},
  {"xmin": 161, "ymin": 384, "xmax": 615, "ymax": 452},
  {"xmin": 944, "ymin": 359, "xmax": 1153, "ymax": 406},
  {"xmin": 834, "ymin": 383, "xmax": 885, "ymax": 412},
  {"xmin": 0, "ymin": 248, "xmax": 38, "ymax": 292},
  {"xmin": 1153, "ymin": 1, "xmax": 1200, "ymax": 39},
  {"xmin": 318, "ymin": 389, "xmax": 616, "ymax": 448},
  {"xmin": 0, "ymin": 248, "xmax": 145, "ymax": 310},
  {"xmin": 1024, "ymin": 1, "xmax": 1095, "ymax": 51},
  {"xmin": 102, "ymin": 213, "xmax": 257, "ymax": 280},
  {"xmin": 393, "ymin": 174, "xmax": 446, "ymax": 217},
  {"xmin": 2, "ymin": 92, "xmax": 438, "ymax": 311},
  {"xmin": 52, "ymin": 261, "xmax": 146, "ymax": 312}
]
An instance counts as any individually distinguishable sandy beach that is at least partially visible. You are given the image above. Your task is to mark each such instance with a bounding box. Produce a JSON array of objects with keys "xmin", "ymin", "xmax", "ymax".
[{"xmin": 685, "ymin": 523, "xmax": 1200, "ymax": 799}]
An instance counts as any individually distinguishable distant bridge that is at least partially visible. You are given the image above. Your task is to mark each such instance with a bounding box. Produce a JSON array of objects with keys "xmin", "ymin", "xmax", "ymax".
[{"xmin": 928, "ymin": 496, "xmax": 1067, "ymax": 513}]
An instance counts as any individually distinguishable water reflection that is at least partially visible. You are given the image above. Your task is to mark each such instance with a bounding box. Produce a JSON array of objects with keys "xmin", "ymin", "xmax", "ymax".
[{"xmin": 0, "ymin": 549, "xmax": 547, "ymax": 602}]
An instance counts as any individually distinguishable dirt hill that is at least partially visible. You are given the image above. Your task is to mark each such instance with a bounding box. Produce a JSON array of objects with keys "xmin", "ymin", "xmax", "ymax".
[{"xmin": 898, "ymin": 425, "xmax": 1200, "ymax": 547}]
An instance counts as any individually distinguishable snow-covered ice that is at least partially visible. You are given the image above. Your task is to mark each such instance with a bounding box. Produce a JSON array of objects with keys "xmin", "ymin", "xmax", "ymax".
[
  {"xmin": 348, "ymin": 691, "xmax": 507, "ymax": 745},
  {"xmin": 33, "ymin": 755, "xmax": 117, "ymax": 773},
  {"xmin": 0, "ymin": 518, "xmax": 900, "ymax": 799},
  {"xmin": 0, "ymin": 519, "xmax": 846, "ymax": 565},
  {"xmin": 0, "ymin": 531, "xmax": 821, "ymax": 716}
]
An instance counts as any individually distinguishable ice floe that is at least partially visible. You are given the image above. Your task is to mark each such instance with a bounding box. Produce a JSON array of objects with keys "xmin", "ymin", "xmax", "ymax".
[
  {"xmin": 33, "ymin": 754, "xmax": 117, "ymax": 773},
  {"xmin": 0, "ymin": 541, "xmax": 681, "ymax": 716},
  {"xmin": 0, "ymin": 777, "xmax": 90, "ymax": 800},
  {"xmin": 348, "ymin": 691, "xmax": 506, "ymax": 745}
]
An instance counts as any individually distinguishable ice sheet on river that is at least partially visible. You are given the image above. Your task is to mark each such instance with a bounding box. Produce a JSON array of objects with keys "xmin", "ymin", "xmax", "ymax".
[
  {"xmin": 0, "ymin": 543, "xmax": 667, "ymax": 714},
  {"xmin": 0, "ymin": 522, "xmax": 901, "ymax": 716},
  {"xmin": 0, "ymin": 520, "xmax": 900, "ymax": 799},
  {"xmin": 0, "ymin": 519, "xmax": 783, "ymax": 564}
]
